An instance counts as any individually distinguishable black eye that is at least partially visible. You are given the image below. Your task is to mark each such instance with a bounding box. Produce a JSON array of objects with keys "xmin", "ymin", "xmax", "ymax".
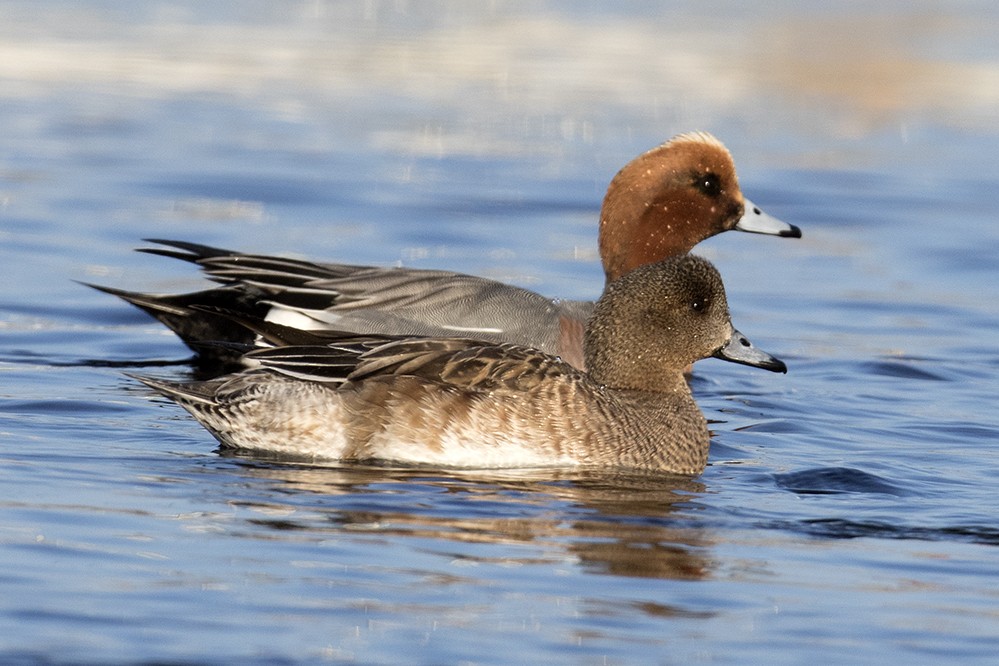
[
  {"xmin": 694, "ymin": 172, "xmax": 721, "ymax": 198},
  {"xmin": 691, "ymin": 298, "xmax": 706, "ymax": 313}
]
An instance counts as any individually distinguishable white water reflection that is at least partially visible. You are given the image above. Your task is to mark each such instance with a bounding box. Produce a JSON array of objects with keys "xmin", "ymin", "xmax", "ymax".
[{"xmin": 1, "ymin": 1, "xmax": 997, "ymax": 155}]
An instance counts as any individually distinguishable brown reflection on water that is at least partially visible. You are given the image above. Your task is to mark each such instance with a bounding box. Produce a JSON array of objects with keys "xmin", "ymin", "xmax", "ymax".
[
  {"xmin": 752, "ymin": 11, "xmax": 998, "ymax": 134},
  {"xmin": 223, "ymin": 460, "xmax": 714, "ymax": 582}
]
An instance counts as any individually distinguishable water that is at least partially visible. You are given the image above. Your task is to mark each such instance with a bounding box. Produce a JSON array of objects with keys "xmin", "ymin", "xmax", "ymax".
[{"xmin": 3, "ymin": 1, "xmax": 999, "ymax": 663}]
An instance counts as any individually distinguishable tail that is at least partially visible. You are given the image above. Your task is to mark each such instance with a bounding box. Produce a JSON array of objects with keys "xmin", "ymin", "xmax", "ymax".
[
  {"xmin": 127, "ymin": 373, "xmax": 219, "ymax": 406},
  {"xmin": 83, "ymin": 281, "xmax": 267, "ymax": 359},
  {"xmin": 128, "ymin": 373, "xmax": 238, "ymax": 450},
  {"xmin": 137, "ymin": 238, "xmax": 241, "ymax": 264},
  {"xmin": 86, "ymin": 239, "xmax": 351, "ymax": 367}
]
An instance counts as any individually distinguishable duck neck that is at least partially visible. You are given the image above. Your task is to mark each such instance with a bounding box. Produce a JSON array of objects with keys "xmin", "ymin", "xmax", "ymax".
[
  {"xmin": 599, "ymin": 201, "xmax": 721, "ymax": 283},
  {"xmin": 608, "ymin": 387, "xmax": 710, "ymax": 475}
]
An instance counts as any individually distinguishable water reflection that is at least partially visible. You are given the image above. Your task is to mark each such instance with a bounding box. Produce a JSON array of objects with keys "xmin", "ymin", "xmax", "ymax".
[
  {"xmin": 2, "ymin": 2, "xmax": 997, "ymax": 158},
  {"xmin": 221, "ymin": 458, "xmax": 714, "ymax": 581}
]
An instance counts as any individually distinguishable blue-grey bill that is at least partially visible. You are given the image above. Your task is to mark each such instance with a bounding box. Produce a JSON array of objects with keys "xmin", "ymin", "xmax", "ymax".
[
  {"xmin": 713, "ymin": 327, "xmax": 787, "ymax": 373},
  {"xmin": 735, "ymin": 197, "xmax": 802, "ymax": 238}
]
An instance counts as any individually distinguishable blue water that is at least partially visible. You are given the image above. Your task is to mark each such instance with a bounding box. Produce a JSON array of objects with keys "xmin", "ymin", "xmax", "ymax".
[{"xmin": 3, "ymin": 1, "xmax": 999, "ymax": 663}]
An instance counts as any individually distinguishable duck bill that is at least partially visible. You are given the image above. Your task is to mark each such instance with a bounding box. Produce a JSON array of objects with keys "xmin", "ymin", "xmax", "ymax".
[
  {"xmin": 713, "ymin": 328, "xmax": 787, "ymax": 373},
  {"xmin": 735, "ymin": 197, "xmax": 802, "ymax": 238}
]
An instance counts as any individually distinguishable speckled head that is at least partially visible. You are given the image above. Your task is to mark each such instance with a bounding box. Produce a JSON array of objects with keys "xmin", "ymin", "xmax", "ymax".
[
  {"xmin": 584, "ymin": 254, "xmax": 785, "ymax": 390},
  {"xmin": 598, "ymin": 132, "xmax": 795, "ymax": 282}
]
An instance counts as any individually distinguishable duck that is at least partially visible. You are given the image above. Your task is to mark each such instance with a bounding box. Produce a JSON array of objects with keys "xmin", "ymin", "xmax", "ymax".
[
  {"xmin": 133, "ymin": 254, "xmax": 787, "ymax": 475},
  {"xmin": 93, "ymin": 131, "xmax": 799, "ymax": 370}
]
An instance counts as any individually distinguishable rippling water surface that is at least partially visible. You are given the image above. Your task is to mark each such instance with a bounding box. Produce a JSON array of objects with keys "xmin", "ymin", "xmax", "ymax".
[{"xmin": 3, "ymin": 2, "xmax": 999, "ymax": 663}]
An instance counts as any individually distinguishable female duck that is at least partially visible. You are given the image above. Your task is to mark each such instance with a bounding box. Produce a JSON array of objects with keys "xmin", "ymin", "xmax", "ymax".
[{"xmin": 136, "ymin": 255, "xmax": 786, "ymax": 475}]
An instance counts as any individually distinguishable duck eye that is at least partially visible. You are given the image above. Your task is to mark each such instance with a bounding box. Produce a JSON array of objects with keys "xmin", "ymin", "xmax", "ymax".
[
  {"xmin": 694, "ymin": 173, "xmax": 721, "ymax": 198},
  {"xmin": 691, "ymin": 298, "xmax": 706, "ymax": 313}
]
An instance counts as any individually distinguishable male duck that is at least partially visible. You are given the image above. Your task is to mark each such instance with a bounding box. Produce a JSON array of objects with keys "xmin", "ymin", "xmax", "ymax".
[{"xmin": 94, "ymin": 132, "xmax": 799, "ymax": 370}]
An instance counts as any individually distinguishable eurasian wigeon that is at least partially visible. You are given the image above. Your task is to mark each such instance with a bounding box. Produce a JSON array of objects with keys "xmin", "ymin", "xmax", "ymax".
[
  {"xmin": 133, "ymin": 255, "xmax": 786, "ymax": 475},
  {"xmin": 94, "ymin": 131, "xmax": 799, "ymax": 370}
]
